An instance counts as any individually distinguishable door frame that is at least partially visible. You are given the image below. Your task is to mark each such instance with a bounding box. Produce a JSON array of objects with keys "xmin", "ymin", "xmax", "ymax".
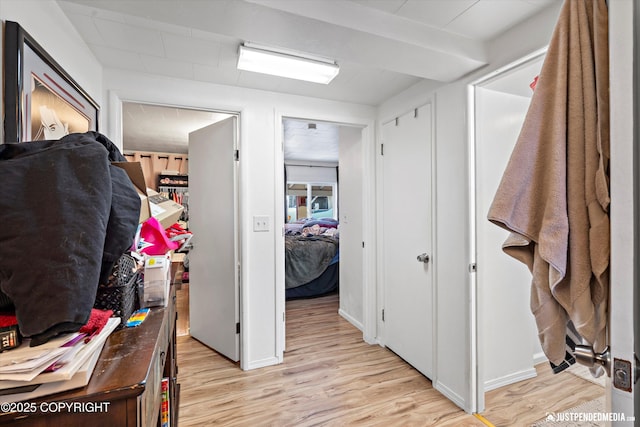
[
  {"xmin": 609, "ymin": 0, "xmax": 635, "ymax": 419},
  {"xmin": 467, "ymin": 47, "xmax": 548, "ymax": 412},
  {"xmin": 109, "ymin": 94, "xmax": 247, "ymax": 365},
  {"xmin": 274, "ymin": 110, "xmax": 376, "ymax": 360},
  {"xmin": 468, "ymin": 2, "xmax": 636, "ymax": 416}
]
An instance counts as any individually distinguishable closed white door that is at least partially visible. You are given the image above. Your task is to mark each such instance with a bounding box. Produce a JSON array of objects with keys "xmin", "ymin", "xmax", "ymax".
[
  {"xmin": 188, "ymin": 116, "xmax": 240, "ymax": 362},
  {"xmin": 382, "ymin": 105, "xmax": 433, "ymax": 378}
]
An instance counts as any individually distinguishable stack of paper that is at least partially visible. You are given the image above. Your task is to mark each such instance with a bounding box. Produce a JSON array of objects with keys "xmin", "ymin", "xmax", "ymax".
[{"xmin": 0, "ymin": 317, "xmax": 120, "ymax": 402}]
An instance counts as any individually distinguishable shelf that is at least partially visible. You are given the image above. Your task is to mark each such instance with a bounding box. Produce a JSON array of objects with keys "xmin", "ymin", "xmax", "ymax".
[{"xmin": 159, "ymin": 174, "xmax": 188, "ymax": 187}]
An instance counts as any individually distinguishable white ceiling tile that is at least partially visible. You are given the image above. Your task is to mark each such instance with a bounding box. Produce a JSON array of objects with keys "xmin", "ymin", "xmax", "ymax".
[
  {"xmin": 122, "ymin": 14, "xmax": 192, "ymax": 37},
  {"xmin": 396, "ymin": 0, "xmax": 477, "ymax": 29},
  {"xmin": 92, "ymin": 19, "xmax": 165, "ymax": 56},
  {"xmin": 445, "ymin": 0, "xmax": 548, "ymax": 40},
  {"xmin": 123, "ymin": 102, "xmax": 231, "ymax": 153},
  {"xmin": 89, "ymin": 45, "xmax": 146, "ymax": 71},
  {"xmin": 522, "ymin": 0, "xmax": 556, "ymax": 5},
  {"xmin": 348, "ymin": 0, "xmax": 407, "ymax": 14},
  {"xmin": 218, "ymin": 40, "xmax": 242, "ymax": 67},
  {"xmin": 58, "ymin": 1, "xmax": 127, "ymax": 23},
  {"xmin": 193, "ymin": 63, "xmax": 242, "ymax": 86},
  {"xmin": 162, "ymin": 33, "xmax": 222, "ymax": 67},
  {"xmin": 141, "ymin": 54, "xmax": 195, "ymax": 79},
  {"xmin": 284, "ymin": 119, "xmax": 340, "ymax": 163},
  {"xmin": 191, "ymin": 28, "xmax": 241, "ymax": 44},
  {"xmin": 62, "ymin": 13, "xmax": 106, "ymax": 45}
]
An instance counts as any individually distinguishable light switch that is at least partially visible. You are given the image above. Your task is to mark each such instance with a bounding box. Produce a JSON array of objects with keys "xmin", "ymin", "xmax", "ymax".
[{"xmin": 253, "ymin": 215, "xmax": 270, "ymax": 232}]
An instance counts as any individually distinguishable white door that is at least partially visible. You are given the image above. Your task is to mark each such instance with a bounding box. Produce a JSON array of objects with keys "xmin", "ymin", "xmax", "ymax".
[
  {"xmin": 338, "ymin": 126, "xmax": 364, "ymax": 322},
  {"xmin": 382, "ymin": 105, "xmax": 433, "ymax": 378},
  {"xmin": 188, "ymin": 116, "xmax": 240, "ymax": 362}
]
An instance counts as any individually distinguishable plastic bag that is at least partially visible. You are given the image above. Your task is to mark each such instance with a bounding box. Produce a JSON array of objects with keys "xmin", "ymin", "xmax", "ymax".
[{"xmin": 138, "ymin": 217, "xmax": 179, "ymax": 255}]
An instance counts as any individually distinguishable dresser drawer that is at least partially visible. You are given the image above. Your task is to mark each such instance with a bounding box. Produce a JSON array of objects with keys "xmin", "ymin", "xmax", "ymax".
[{"xmin": 139, "ymin": 313, "xmax": 170, "ymax": 427}]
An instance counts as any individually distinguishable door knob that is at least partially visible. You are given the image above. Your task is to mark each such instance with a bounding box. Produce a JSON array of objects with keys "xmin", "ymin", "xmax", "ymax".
[
  {"xmin": 573, "ymin": 345, "xmax": 611, "ymax": 376},
  {"xmin": 417, "ymin": 253, "xmax": 430, "ymax": 263}
]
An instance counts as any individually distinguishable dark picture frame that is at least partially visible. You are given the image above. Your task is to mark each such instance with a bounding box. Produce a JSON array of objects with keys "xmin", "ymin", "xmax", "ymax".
[{"xmin": 3, "ymin": 21, "xmax": 99, "ymax": 143}]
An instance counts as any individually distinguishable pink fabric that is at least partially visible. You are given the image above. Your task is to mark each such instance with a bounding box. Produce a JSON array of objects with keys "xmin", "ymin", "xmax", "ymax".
[{"xmin": 139, "ymin": 217, "xmax": 179, "ymax": 255}]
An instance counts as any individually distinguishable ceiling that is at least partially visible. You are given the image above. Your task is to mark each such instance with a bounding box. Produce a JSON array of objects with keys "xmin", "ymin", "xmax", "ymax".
[
  {"xmin": 57, "ymin": 0, "xmax": 557, "ymax": 158},
  {"xmin": 283, "ymin": 119, "xmax": 342, "ymax": 163},
  {"xmin": 122, "ymin": 102, "xmax": 232, "ymax": 154}
]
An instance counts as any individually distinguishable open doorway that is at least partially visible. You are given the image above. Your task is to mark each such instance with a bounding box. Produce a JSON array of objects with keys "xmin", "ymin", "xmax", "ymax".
[
  {"xmin": 280, "ymin": 117, "xmax": 365, "ymax": 352},
  {"xmin": 471, "ymin": 51, "xmax": 605, "ymax": 418},
  {"xmin": 121, "ymin": 101, "xmax": 233, "ymax": 339}
]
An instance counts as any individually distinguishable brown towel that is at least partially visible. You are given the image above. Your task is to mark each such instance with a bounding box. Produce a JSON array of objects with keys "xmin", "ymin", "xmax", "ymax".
[{"xmin": 487, "ymin": 0, "xmax": 609, "ymax": 367}]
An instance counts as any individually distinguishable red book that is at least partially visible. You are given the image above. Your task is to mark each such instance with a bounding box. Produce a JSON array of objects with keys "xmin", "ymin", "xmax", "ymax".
[{"xmin": 161, "ymin": 377, "xmax": 170, "ymax": 427}]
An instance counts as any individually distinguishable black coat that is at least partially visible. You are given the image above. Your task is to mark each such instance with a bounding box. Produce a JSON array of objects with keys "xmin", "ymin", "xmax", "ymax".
[{"xmin": 0, "ymin": 132, "xmax": 140, "ymax": 345}]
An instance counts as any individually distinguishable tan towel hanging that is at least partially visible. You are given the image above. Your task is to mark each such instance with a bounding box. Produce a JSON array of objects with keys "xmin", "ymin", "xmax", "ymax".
[{"xmin": 487, "ymin": 0, "xmax": 609, "ymax": 370}]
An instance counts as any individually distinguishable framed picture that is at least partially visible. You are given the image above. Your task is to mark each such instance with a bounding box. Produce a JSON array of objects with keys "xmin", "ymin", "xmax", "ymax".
[{"xmin": 3, "ymin": 21, "xmax": 99, "ymax": 143}]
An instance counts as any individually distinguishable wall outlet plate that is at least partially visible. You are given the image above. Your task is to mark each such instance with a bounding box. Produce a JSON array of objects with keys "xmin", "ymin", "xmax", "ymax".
[{"xmin": 253, "ymin": 215, "xmax": 270, "ymax": 232}]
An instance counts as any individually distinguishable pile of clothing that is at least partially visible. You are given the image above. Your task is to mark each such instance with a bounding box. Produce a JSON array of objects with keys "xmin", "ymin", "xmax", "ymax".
[
  {"xmin": 284, "ymin": 218, "xmax": 339, "ymax": 237},
  {"xmin": 0, "ymin": 132, "xmax": 140, "ymax": 346}
]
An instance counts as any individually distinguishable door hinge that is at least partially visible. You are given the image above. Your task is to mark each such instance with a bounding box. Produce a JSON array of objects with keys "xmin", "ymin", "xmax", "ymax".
[
  {"xmin": 362, "ymin": 241, "xmax": 365, "ymax": 248},
  {"xmin": 381, "ymin": 143, "xmax": 384, "ymax": 156},
  {"xmin": 236, "ymin": 322, "xmax": 240, "ymax": 334},
  {"xmin": 382, "ymin": 309, "xmax": 385, "ymax": 322},
  {"xmin": 234, "ymin": 149, "xmax": 239, "ymax": 161}
]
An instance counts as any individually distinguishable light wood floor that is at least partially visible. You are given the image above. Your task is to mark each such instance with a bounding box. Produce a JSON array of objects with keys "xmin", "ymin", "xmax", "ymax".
[
  {"xmin": 176, "ymin": 283, "xmax": 190, "ymax": 336},
  {"xmin": 176, "ymin": 293, "xmax": 603, "ymax": 426},
  {"xmin": 483, "ymin": 364, "xmax": 604, "ymax": 426}
]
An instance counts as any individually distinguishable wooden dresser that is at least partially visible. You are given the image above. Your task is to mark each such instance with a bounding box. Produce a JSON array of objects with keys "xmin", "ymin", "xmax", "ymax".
[{"xmin": 0, "ymin": 285, "xmax": 179, "ymax": 427}]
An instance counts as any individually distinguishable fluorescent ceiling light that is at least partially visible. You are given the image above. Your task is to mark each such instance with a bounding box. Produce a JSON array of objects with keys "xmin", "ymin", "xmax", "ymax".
[{"xmin": 237, "ymin": 43, "xmax": 339, "ymax": 84}]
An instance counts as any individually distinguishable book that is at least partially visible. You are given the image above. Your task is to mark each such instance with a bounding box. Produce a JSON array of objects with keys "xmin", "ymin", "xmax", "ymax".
[
  {"xmin": 0, "ymin": 317, "xmax": 120, "ymax": 386},
  {"xmin": 161, "ymin": 377, "xmax": 170, "ymax": 427},
  {"xmin": 0, "ymin": 341, "xmax": 104, "ymax": 402}
]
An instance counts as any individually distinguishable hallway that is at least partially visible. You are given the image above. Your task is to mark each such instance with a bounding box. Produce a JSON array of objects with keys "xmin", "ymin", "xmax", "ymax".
[{"xmin": 176, "ymin": 293, "xmax": 602, "ymax": 426}]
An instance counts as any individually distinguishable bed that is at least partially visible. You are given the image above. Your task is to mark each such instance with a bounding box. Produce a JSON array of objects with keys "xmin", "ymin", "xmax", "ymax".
[{"xmin": 284, "ymin": 219, "xmax": 339, "ymax": 299}]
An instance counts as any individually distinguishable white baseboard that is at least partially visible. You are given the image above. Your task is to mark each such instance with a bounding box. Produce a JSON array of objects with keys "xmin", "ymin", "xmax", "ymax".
[
  {"xmin": 244, "ymin": 356, "xmax": 280, "ymax": 370},
  {"xmin": 434, "ymin": 380, "xmax": 467, "ymax": 411},
  {"xmin": 484, "ymin": 367, "xmax": 538, "ymax": 391},
  {"xmin": 339, "ymin": 308, "xmax": 363, "ymax": 331},
  {"xmin": 533, "ymin": 351, "xmax": 548, "ymax": 366}
]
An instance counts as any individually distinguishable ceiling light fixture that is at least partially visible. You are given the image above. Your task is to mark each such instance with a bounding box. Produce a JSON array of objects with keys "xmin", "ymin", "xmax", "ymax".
[{"xmin": 237, "ymin": 42, "xmax": 339, "ymax": 84}]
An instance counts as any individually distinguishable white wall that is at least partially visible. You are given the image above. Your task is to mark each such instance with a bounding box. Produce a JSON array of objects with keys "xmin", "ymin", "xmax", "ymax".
[
  {"xmin": 376, "ymin": 1, "xmax": 562, "ymax": 412},
  {"xmin": 103, "ymin": 68, "xmax": 375, "ymax": 369},
  {"xmin": 338, "ymin": 126, "xmax": 364, "ymax": 328},
  {"xmin": 475, "ymin": 87, "xmax": 539, "ymax": 390},
  {"xmin": 0, "ymin": 0, "xmax": 103, "ymax": 141}
]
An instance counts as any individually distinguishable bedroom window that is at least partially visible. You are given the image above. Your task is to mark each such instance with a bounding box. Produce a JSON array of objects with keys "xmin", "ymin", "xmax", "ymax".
[
  {"xmin": 310, "ymin": 185, "xmax": 333, "ymax": 219},
  {"xmin": 286, "ymin": 182, "xmax": 337, "ymax": 222}
]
